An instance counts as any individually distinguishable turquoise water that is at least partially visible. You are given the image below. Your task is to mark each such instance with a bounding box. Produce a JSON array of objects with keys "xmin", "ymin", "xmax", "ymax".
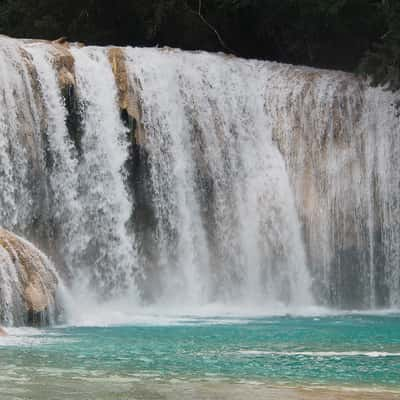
[{"xmin": 0, "ymin": 314, "xmax": 399, "ymax": 398}]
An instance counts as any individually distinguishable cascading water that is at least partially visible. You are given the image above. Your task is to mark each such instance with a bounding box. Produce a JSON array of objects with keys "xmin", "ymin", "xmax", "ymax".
[
  {"xmin": 0, "ymin": 37, "xmax": 399, "ymax": 323},
  {"xmin": 125, "ymin": 48, "xmax": 312, "ymax": 307},
  {"xmin": 0, "ymin": 37, "xmax": 48, "ymax": 235},
  {"xmin": 67, "ymin": 47, "xmax": 139, "ymax": 296},
  {"xmin": 264, "ymin": 66, "xmax": 400, "ymax": 308},
  {"xmin": 23, "ymin": 43, "xmax": 140, "ymax": 301}
]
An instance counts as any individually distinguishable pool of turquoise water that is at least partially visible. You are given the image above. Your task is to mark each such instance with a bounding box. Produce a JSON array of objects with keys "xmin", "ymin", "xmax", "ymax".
[{"xmin": 0, "ymin": 314, "xmax": 399, "ymax": 395}]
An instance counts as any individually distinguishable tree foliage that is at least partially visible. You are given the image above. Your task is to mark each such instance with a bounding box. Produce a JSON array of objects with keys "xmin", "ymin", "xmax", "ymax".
[
  {"xmin": 360, "ymin": 0, "xmax": 400, "ymax": 92},
  {"xmin": 0, "ymin": 0, "xmax": 398, "ymax": 91}
]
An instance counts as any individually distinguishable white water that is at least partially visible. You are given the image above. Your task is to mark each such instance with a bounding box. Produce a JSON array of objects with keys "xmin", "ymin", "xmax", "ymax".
[
  {"xmin": 23, "ymin": 43, "xmax": 140, "ymax": 301},
  {"xmin": 125, "ymin": 48, "xmax": 312, "ymax": 308},
  {"xmin": 68, "ymin": 47, "xmax": 139, "ymax": 297},
  {"xmin": 266, "ymin": 66, "xmax": 400, "ymax": 308},
  {"xmin": 0, "ymin": 245, "xmax": 21, "ymax": 325},
  {"xmin": 0, "ymin": 327, "xmax": 75, "ymax": 346},
  {"xmin": 0, "ymin": 38, "xmax": 399, "ymax": 325},
  {"xmin": 238, "ymin": 350, "xmax": 400, "ymax": 358},
  {"xmin": 0, "ymin": 37, "xmax": 46, "ymax": 232}
]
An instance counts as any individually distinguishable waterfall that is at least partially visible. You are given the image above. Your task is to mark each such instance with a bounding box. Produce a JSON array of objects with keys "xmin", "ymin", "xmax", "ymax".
[
  {"xmin": 0, "ymin": 37, "xmax": 47, "ymax": 234},
  {"xmin": 125, "ymin": 48, "xmax": 312, "ymax": 307},
  {"xmin": 24, "ymin": 43, "xmax": 140, "ymax": 300},
  {"xmin": 67, "ymin": 47, "xmax": 139, "ymax": 296},
  {"xmin": 264, "ymin": 66, "xmax": 400, "ymax": 308},
  {"xmin": 0, "ymin": 37, "xmax": 399, "ymax": 317}
]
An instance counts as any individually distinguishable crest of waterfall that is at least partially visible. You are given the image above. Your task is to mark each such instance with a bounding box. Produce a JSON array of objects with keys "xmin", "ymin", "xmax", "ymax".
[{"xmin": 0, "ymin": 37, "xmax": 399, "ymax": 315}]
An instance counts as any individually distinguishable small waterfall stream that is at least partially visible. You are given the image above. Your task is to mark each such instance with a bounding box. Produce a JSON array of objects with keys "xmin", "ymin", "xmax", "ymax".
[
  {"xmin": 69, "ymin": 47, "xmax": 139, "ymax": 296},
  {"xmin": 0, "ymin": 37, "xmax": 399, "ymax": 320}
]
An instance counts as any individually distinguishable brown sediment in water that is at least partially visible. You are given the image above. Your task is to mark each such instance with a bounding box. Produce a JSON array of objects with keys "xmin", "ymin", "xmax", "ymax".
[
  {"xmin": 103, "ymin": 382, "xmax": 400, "ymax": 400},
  {"xmin": 293, "ymin": 387, "xmax": 400, "ymax": 400},
  {"xmin": 2, "ymin": 377, "xmax": 398, "ymax": 400},
  {"xmin": 0, "ymin": 326, "xmax": 7, "ymax": 336},
  {"xmin": 126, "ymin": 382, "xmax": 400, "ymax": 400},
  {"xmin": 132, "ymin": 382, "xmax": 400, "ymax": 400}
]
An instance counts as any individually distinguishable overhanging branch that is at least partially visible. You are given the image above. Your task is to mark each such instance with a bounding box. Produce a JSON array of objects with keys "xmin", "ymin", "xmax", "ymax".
[{"xmin": 184, "ymin": 0, "xmax": 234, "ymax": 54}]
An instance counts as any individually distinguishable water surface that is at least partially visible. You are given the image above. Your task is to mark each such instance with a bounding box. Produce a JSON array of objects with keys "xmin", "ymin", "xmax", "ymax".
[{"xmin": 0, "ymin": 314, "xmax": 399, "ymax": 399}]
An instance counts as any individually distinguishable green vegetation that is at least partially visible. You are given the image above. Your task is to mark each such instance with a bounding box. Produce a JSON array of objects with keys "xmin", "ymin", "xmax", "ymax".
[
  {"xmin": 360, "ymin": 0, "xmax": 400, "ymax": 92},
  {"xmin": 0, "ymin": 0, "xmax": 399, "ymax": 91}
]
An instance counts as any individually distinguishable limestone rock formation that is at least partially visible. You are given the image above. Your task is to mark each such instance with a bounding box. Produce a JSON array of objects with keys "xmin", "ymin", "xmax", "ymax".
[
  {"xmin": 0, "ymin": 228, "xmax": 59, "ymax": 326},
  {"xmin": 50, "ymin": 43, "xmax": 76, "ymax": 91},
  {"xmin": 108, "ymin": 47, "xmax": 146, "ymax": 144}
]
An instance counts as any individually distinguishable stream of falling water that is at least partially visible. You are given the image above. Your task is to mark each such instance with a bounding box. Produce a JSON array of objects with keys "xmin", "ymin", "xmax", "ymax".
[
  {"xmin": 0, "ymin": 38, "xmax": 45, "ymax": 232},
  {"xmin": 69, "ymin": 47, "xmax": 139, "ymax": 296}
]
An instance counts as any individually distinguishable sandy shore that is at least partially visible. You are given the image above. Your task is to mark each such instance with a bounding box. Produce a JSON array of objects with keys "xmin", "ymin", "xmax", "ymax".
[
  {"xmin": 1, "ymin": 378, "xmax": 399, "ymax": 400},
  {"xmin": 141, "ymin": 382, "xmax": 400, "ymax": 400}
]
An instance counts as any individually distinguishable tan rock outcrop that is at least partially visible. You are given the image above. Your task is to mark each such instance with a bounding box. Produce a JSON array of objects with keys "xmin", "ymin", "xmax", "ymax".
[
  {"xmin": 50, "ymin": 43, "xmax": 76, "ymax": 92},
  {"xmin": 20, "ymin": 37, "xmax": 77, "ymax": 92},
  {"xmin": 0, "ymin": 228, "xmax": 58, "ymax": 326},
  {"xmin": 108, "ymin": 48, "xmax": 146, "ymax": 144}
]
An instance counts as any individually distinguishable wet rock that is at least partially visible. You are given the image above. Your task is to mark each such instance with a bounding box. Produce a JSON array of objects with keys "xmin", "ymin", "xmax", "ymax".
[
  {"xmin": 49, "ymin": 42, "xmax": 84, "ymax": 153},
  {"xmin": 108, "ymin": 47, "xmax": 146, "ymax": 144},
  {"xmin": 52, "ymin": 37, "xmax": 68, "ymax": 45},
  {"xmin": 0, "ymin": 228, "xmax": 59, "ymax": 326}
]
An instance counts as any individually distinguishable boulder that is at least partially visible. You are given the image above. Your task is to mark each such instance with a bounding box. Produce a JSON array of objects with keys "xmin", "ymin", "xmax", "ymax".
[{"xmin": 0, "ymin": 228, "xmax": 59, "ymax": 326}]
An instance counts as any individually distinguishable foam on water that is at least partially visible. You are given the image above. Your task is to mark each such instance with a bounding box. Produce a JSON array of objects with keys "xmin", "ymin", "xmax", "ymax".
[
  {"xmin": 0, "ymin": 327, "xmax": 74, "ymax": 347},
  {"xmin": 59, "ymin": 296, "xmax": 400, "ymax": 327},
  {"xmin": 238, "ymin": 350, "xmax": 400, "ymax": 357}
]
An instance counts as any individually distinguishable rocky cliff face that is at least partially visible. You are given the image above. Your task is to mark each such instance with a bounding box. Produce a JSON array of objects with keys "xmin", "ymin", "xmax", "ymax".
[{"xmin": 0, "ymin": 228, "xmax": 59, "ymax": 326}]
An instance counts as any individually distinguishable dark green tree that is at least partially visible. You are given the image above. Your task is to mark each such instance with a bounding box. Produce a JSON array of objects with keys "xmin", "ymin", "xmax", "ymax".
[
  {"xmin": 360, "ymin": 0, "xmax": 400, "ymax": 92},
  {"xmin": 0, "ymin": 0, "xmax": 397, "ymax": 91}
]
